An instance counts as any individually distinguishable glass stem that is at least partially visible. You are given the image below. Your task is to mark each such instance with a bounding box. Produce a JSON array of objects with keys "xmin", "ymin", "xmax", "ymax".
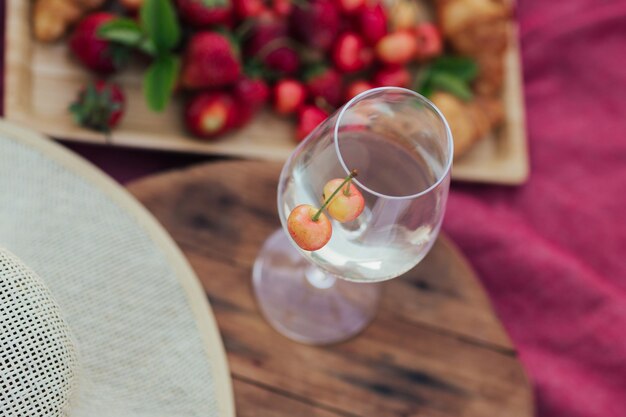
[{"xmin": 305, "ymin": 265, "xmax": 337, "ymax": 289}]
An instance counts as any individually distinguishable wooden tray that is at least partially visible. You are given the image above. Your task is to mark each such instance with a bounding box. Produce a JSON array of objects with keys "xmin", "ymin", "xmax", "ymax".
[
  {"xmin": 4, "ymin": 0, "xmax": 529, "ymax": 184},
  {"xmin": 127, "ymin": 160, "xmax": 534, "ymax": 417}
]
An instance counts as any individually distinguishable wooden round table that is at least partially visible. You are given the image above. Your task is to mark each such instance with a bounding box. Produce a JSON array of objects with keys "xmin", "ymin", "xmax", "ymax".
[{"xmin": 128, "ymin": 161, "xmax": 533, "ymax": 417}]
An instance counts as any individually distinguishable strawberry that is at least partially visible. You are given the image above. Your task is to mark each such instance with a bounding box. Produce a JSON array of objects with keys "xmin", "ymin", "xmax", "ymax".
[
  {"xmin": 290, "ymin": 0, "xmax": 340, "ymax": 52},
  {"xmin": 356, "ymin": 3, "xmax": 387, "ymax": 45},
  {"xmin": 181, "ymin": 31, "xmax": 242, "ymax": 89},
  {"xmin": 233, "ymin": 0, "xmax": 266, "ymax": 20},
  {"xmin": 176, "ymin": 0, "xmax": 232, "ymax": 26},
  {"xmin": 375, "ymin": 31, "xmax": 418, "ymax": 66},
  {"xmin": 69, "ymin": 12, "xmax": 124, "ymax": 75},
  {"xmin": 306, "ymin": 67, "xmax": 343, "ymax": 108},
  {"xmin": 273, "ymin": 79, "xmax": 307, "ymax": 115},
  {"xmin": 338, "ymin": 0, "xmax": 365, "ymax": 15},
  {"xmin": 332, "ymin": 32, "xmax": 372, "ymax": 73},
  {"xmin": 414, "ymin": 22, "xmax": 443, "ymax": 61},
  {"xmin": 344, "ymin": 79, "xmax": 374, "ymax": 101},
  {"xmin": 245, "ymin": 16, "xmax": 300, "ymax": 75},
  {"xmin": 69, "ymin": 80, "xmax": 125, "ymax": 133},
  {"xmin": 234, "ymin": 76, "xmax": 269, "ymax": 108},
  {"xmin": 185, "ymin": 91, "xmax": 237, "ymax": 138},
  {"xmin": 271, "ymin": 0, "xmax": 292, "ymax": 17},
  {"xmin": 373, "ymin": 66, "xmax": 411, "ymax": 88},
  {"xmin": 263, "ymin": 46, "xmax": 300, "ymax": 75},
  {"xmin": 296, "ymin": 105, "xmax": 328, "ymax": 142},
  {"xmin": 232, "ymin": 76, "xmax": 270, "ymax": 126}
]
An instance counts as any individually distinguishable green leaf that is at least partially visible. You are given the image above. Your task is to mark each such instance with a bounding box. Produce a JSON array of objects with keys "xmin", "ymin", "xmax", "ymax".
[
  {"xmin": 137, "ymin": 38, "xmax": 158, "ymax": 56},
  {"xmin": 98, "ymin": 18, "xmax": 143, "ymax": 46},
  {"xmin": 430, "ymin": 72, "xmax": 473, "ymax": 101},
  {"xmin": 141, "ymin": 0, "xmax": 181, "ymax": 53},
  {"xmin": 203, "ymin": 0, "xmax": 230, "ymax": 6},
  {"xmin": 143, "ymin": 55, "xmax": 180, "ymax": 111},
  {"xmin": 431, "ymin": 56, "xmax": 478, "ymax": 82},
  {"xmin": 109, "ymin": 43, "xmax": 132, "ymax": 69},
  {"xmin": 418, "ymin": 83, "xmax": 434, "ymax": 99}
]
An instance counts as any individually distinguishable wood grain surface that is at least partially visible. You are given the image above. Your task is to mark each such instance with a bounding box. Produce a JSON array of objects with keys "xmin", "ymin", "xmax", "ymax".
[
  {"xmin": 4, "ymin": 0, "xmax": 529, "ymax": 184},
  {"xmin": 127, "ymin": 161, "xmax": 534, "ymax": 417}
]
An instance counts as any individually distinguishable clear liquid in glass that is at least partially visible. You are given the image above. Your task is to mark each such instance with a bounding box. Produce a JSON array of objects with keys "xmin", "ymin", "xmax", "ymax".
[{"xmin": 279, "ymin": 130, "xmax": 447, "ymax": 282}]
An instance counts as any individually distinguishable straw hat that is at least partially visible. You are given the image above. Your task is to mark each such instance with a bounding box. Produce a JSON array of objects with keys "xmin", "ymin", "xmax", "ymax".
[{"xmin": 0, "ymin": 121, "xmax": 235, "ymax": 417}]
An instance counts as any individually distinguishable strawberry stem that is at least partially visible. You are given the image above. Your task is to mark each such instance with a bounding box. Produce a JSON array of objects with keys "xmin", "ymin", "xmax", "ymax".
[
  {"xmin": 235, "ymin": 18, "xmax": 256, "ymax": 41},
  {"xmin": 312, "ymin": 170, "xmax": 358, "ymax": 222}
]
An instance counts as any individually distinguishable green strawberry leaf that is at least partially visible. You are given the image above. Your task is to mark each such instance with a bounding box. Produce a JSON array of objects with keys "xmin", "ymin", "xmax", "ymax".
[
  {"xmin": 202, "ymin": 0, "xmax": 230, "ymax": 6},
  {"xmin": 431, "ymin": 56, "xmax": 478, "ymax": 82},
  {"xmin": 109, "ymin": 43, "xmax": 132, "ymax": 70},
  {"xmin": 98, "ymin": 18, "xmax": 157, "ymax": 56},
  {"xmin": 430, "ymin": 72, "xmax": 473, "ymax": 101},
  {"xmin": 418, "ymin": 83, "xmax": 434, "ymax": 99},
  {"xmin": 98, "ymin": 18, "xmax": 142, "ymax": 45},
  {"xmin": 414, "ymin": 55, "xmax": 478, "ymax": 100},
  {"xmin": 144, "ymin": 54, "xmax": 180, "ymax": 111},
  {"xmin": 141, "ymin": 0, "xmax": 181, "ymax": 54}
]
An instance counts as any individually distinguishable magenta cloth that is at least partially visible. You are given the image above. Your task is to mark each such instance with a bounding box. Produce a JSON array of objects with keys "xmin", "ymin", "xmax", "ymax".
[
  {"xmin": 2, "ymin": 0, "xmax": 626, "ymax": 415},
  {"xmin": 444, "ymin": 1, "xmax": 626, "ymax": 416}
]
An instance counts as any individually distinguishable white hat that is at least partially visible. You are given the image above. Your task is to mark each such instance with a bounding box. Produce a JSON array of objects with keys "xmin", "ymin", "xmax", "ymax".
[{"xmin": 0, "ymin": 121, "xmax": 235, "ymax": 417}]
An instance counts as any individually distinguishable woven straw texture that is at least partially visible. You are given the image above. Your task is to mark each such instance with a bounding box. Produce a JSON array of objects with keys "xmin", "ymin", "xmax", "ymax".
[
  {"xmin": 0, "ymin": 248, "xmax": 78, "ymax": 417},
  {"xmin": 0, "ymin": 122, "xmax": 233, "ymax": 417}
]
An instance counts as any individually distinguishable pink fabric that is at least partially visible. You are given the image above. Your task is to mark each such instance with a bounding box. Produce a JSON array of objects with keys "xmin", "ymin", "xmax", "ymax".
[
  {"xmin": 2, "ymin": 0, "xmax": 624, "ymax": 415},
  {"xmin": 444, "ymin": 1, "xmax": 626, "ymax": 416}
]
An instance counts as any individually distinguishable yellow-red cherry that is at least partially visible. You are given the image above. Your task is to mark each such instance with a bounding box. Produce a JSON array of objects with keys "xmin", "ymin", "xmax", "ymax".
[
  {"xmin": 322, "ymin": 179, "xmax": 365, "ymax": 222},
  {"xmin": 287, "ymin": 204, "xmax": 332, "ymax": 251}
]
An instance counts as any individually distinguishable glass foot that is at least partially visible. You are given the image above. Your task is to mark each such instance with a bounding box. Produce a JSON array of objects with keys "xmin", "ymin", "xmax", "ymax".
[{"xmin": 253, "ymin": 230, "xmax": 382, "ymax": 345}]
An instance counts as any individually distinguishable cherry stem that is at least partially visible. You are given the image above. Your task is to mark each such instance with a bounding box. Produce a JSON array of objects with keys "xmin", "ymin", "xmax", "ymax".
[
  {"xmin": 312, "ymin": 170, "xmax": 358, "ymax": 222},
  {"xmin": 255, "ymin": 38, "xmax": 294, "ymax": 61}
]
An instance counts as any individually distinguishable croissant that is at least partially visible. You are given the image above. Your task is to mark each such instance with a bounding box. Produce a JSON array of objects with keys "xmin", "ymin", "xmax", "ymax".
[
  {"xmin": 435, "ymin": 0, "xmax": 511, "ymax": 95},
  {"xmin": 32, "ymin": 0, "xmax": 106, "ymax": 42},
  {"xmin": 430, "ymin": 91, "xmax": 504, "ymax": 157}
]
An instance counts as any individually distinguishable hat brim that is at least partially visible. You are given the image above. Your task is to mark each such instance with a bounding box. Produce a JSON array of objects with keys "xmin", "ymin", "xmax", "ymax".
[{"xmin": 0, "ymin": 121, "xmax": 235, "ymax": 417}]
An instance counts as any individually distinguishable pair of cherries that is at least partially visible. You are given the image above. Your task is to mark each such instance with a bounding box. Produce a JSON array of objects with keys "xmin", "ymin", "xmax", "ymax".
[{"xmin": 287, "ymin": 170, "xmax": 365, "ymax": 251}]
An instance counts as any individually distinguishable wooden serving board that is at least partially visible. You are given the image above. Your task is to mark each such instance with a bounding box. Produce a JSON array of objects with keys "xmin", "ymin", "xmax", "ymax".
[
  {"xmin": 4, "ymin": 0, "xmax": 529, "ymax": 184},
  {"xmin": 127, "ymin": 160, "xmax": 534, "ymax": 417}
]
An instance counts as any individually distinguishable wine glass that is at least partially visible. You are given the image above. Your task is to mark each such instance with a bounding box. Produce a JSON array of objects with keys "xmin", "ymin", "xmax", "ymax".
[{"xmin": 253, "ymin": 87, "xmax": 453, "ymax": 345}]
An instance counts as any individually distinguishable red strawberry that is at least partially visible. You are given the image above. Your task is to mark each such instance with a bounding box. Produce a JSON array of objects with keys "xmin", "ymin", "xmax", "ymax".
[
  {"xmin": 185, "ymin": 92, "xmax": 237, "ymax": 138},
  {"xmin": 69, "ymin": 12, "xmax": 122, "ymax": 75},
  {"xmin": 181, "ymin": 31, "xmax": 242, "ymax": 89},
  {"xmin": 234, "ymin": 77, "xmax": 269, "ymax": 107},
  {"xmin": 264, "ymin": 46, "xmax": 300, "ymax": 75},
  {"xmin": 69, "ymin": 80, "xmax": 125, "ymax": 133},
  {"xmin": 357, "ymin": 3, "xmax": 387, "ymax": 45},
  {"xmin": 245, "ymin": 16, "xmax": 300, "ymax": 75},
  {"xmin": 332, "ymin": 32, "xmax": 372, "ymax": 73},
  {"xmin": 306, "ymin": 67, "xmax": 343, "ymax": 108},
  {"xmin": 273, "ymin": 79, "xmax": 307, "ymax": 115},
  {"xmin": 344, "ymin": 79, "xmax": 374, "ymax": 101},
  {"xmin": 375, "ymin": 31, "xmax": 418, "ymax": 66},
  {"xmin": 233, "ymin": 0, "xmax": 266, "ymax": 19},
  {"xmin": 373, "ymin": 66, "xmax": 411, "ymax": 88},
  {"xmin": 296, "ymin": 105, "xmax": 328, "ymax": 142},
  {"xmin": 338, "ymin": 0, "xmax": 365, "ymax": 15},
  {"xmin": 272, "ymin": 0, "xmax": 292, "ymax": 17},
  {"xmin": 232, "ymin": 76, "xmax": 270, "ymax": 126},
  {"xmin": 245, "ymin": 15, "xmax": 284, "ymax": 53},
  {"xmin": 414, "ymin": 22, "xmax": 443, "ymax": 61},
  {"xmin": 290, "ymin": 0, "xmax": 340, "ymax": 52},
  {"xmin": 176, "ymin": 0, "xmax": 232, "ymax": 26}
]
